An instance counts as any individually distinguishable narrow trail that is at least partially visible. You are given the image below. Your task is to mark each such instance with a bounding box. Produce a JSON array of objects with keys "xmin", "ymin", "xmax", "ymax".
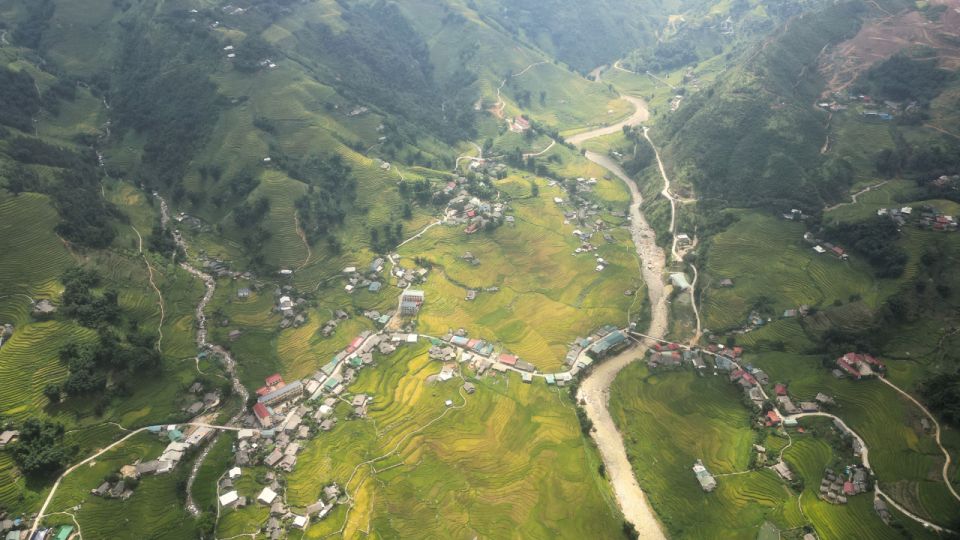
[
  {"xmin": 294, "ymin": 211, "xmax": 312, "ymax": 271},
  {"xmin": 642, "ymin": 127, "xmax": 702, "ymax": 343},
  {"xmin": 824, "ymin": 180, "xmax": 890, "ymax": 212},
  {"xmin": 925, "ymin": 123, "xmax": 960, "ymax": 141},
  {"xmin": 132, "ymin": 226, "xmax": 166, "ymax": 352},
  {"xmin": 876, "ymin": 376, "xmax": 960, "ymax": 504},
  {"xmin": 493, "ymin": 61, "xmax": 548, "ymax": 118},
  {"xmin": 522, "ymin": 139, "xmax": 555, "ymax": 158}
]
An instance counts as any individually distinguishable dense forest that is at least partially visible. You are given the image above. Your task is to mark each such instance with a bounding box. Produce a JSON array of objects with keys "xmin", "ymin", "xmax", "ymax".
[
  {"xmin": 856, "ymin": 52, "xmax": 953, "ymax": 104},
  {"xmin": 301, "ymin": 2, "xmax": 477, "ymax": 142},
  {"xmin": 110, "ymin": 15, "xmax": 221, "ymax": 193},
  {"xmin": 657, "ymin": 1, "xmax": 866, "ymax": 211}
]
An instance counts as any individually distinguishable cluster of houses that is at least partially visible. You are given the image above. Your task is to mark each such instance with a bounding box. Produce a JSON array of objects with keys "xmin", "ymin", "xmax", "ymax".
[
  {"xmin": 276, "ymin": 290, "xmax": 308, "ymax": 329},
  {"xmin": 929, "ymin": 174, "xmax": 960, "ymax": 191},
  {"xmin": 2, "ymin": 523, "xmax": 74, "ymax": 540},
  {"xmin": 343, "ymin": 260, "xmax": 383, "ymax": 295},
  {"xmin": 804, "ymin": 232, "xmax": 849, "ymax": 260},
  {"xmin": 445, "ymin": 193, "xmax": 509, "ymax": 234},
  {"xmin": 772, "ymin": 383, "xmax": 820, "ymax": 415},
  {"xmin": 119, "ymin": 423, "xmax": 216, "ymax": 479},
  {"xmin": 647, "ymin": 342, "xmax": 707, "ymax": 371},
  {"xmin": 816, "ymin": 93, "xmax": 912, "ymax": 122},
  {"xmin": 218, "ymin": 469, "xmax": 340, "ymax": 537},
  {"xmin": 562, "ymin": 326, "xmax": 629, "ymax": 372},
  {"xmin": 817, "ymin": 465, "xmax": 871, "ymax": 504},
  {"xmin": 391, "ymin": 262, "xmax": 428, "ymax": 290},
  {"xmin": 878, "ymin": 205, "xmax": 958, "ymax": 232},
  {"xmin": 834, "ymin": 352, "xmax": 885, "ymax": 380},
  {"xmin": 343, "ymin": 259, "xmax": 428, "ymax": 295},
  {"xmin": 182, "ymin": 381, "xmax": 220, "ymax": 417},
  {"xmin": 321, "ymin": 309, "xmax": 351, "ymax": 337}
]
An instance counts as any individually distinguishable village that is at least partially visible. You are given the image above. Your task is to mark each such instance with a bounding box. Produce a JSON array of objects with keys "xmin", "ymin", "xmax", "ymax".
[
  {"xmin": 877, "ymin": 204, "xmax": 958, "ymax": 232},
  {"xmin": 634, "ymin": 337, "xmax": 888, "ymax": 516}
]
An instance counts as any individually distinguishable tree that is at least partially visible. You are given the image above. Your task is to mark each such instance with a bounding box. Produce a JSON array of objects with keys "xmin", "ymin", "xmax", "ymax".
[
  {"xmin": 43, "ymin": 384, "xmax": 61, "ymax": 403},
  {"xmin": 530, "ymin": 182, "xmax": 539, "ymax": 197},
  {"xmin": 12, "ymin": 419, "xmax": 74, "ymax": 477}
]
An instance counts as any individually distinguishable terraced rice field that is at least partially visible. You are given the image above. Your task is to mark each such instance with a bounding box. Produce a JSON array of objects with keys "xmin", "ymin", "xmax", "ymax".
[
  {"xmin": 608, "ymin": 364, "xmax": 786, "ymax": 538},
  {"xmin": 48, "ymin": 433, "xmax": 197, "ymax": 539},
  {"xmin": 0, "ymin": 321, "xmax": 96, "ymax": 419},
  {"xmin": 401, "ymin": 176, "xmax": 640, "ymax": 371},
  {"xmin": 0, "ymin": 193, "xmax": 75, "ymax": 323},
  {"xmin": 702, "ymin": 211, "xmax": 885, "ymax": 331},
  {"xmin": 284, "ymin": 344, "xmax": 623, "ymax": 538}
]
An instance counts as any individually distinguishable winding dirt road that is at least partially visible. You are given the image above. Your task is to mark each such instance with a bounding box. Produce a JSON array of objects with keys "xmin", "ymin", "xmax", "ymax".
[{"xmin": 572, "ymin": 95, "xmax": 670, "ymax": 538}]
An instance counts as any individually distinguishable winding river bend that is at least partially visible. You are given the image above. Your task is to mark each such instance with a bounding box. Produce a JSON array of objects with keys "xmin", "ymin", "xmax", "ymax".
[{"xmin": 572, "ymin": 96, "xmax": 670, "ymax": 538}]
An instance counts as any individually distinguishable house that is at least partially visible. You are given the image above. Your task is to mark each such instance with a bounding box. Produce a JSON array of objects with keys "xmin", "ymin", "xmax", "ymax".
[
  {"xmin": 0, "ymin": 431, "xmax": 19, "ymax": 448},
  {"xmin": 772, "ymin": 461, "xmax": 793, "ymax": 481},
  {"xmin": 136, "ymin": 460, "xmax": 160, "ymax": 476},
  {"xmin": 670, "ymin": 273, "xmax": 691, "ymax": 290},
  {"xmin": 765, "ymin": 410, "xmax": 782, "ymax": 426},
  {"xmin": 774, "ymin": 383, "xmax": 787, "ymax": 396},
  {"xmin": 292, "ymin": 515, "xmax": 308, "ymax": 529},
  {"xmin": 228, "ymin": 467, "xmax": 242, "ymax": 479},
  {"xmin": 719, "ymin": 278, "xmax": 734, "ymax": 288},
  {"xmin": 264, "ymin": 449, "xmax": 283, "ymax": 467},
  {"xmin": 219, "ymin": 490, "xmax": 239, "ymax": 507},
  {"xmin": 120, "ymin": 464, "xmax": 139, "ymax": 479},
  {"xmin": 714, "ymin": 356, "xmax": 734, "ymax": 371},
  {"xmin": 815, "ymin": 392, "xmax": 835, "ymax": 406},
  {"xmin": 368, "ymin": 282, "xmax": 382, "ymax": 293},
  {"xmin": 54, "ymin": 526, "xmax": 74, "ymax": 540},
  {"xmin": 400, "ymin": 289, "xmax": 426, "ymax": 316},
  {"xmin": 258, "ymin": 487, "xmax": 278, "ymax": 505},
  {"xmin": 498, "ymin": 353, "xmax": 518, "ymax": 366},
  {"xmin": 258, "ymin": 381, "xmax": 303, "ymax": 406},
  {"xmin": 692, "ymin": 460, "xmax": 717, "ymax": 492},
  {"xmin": 777, "ymin": 396, "xmax": 800, "ymax": 415},
  {"xmin": 253, "ymin": 403, "xmax": 273, "ymax": 428},
  {"xmin": 463, "ymin": 382, "xmax": 475, "ymax": 394},
  {"xmin": 589, "ymin": 330, "xmax": 628, "ymax": 358},
  {"xmin": 797, "ymin": 401, "xmax": 818, "ymax": 412}
]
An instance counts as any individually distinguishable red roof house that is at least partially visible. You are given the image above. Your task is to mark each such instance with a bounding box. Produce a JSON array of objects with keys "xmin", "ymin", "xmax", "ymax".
[
  {"xmin": 265, "ymin": 374, "xmax": 284, "ymax": 387},
  {"xmin": 667, "ymin": 342, "xmax": 679, "ymax": 351},
  {"xmin": 774, "ymin": 383, "xmax": 787, "ymax": 396},
  {"xmin": 733, "ymin": 347, "xmax": 743, "ymax": 357},
  {"xmin": 498, "ymin": 353, "xmax": 518, "ymax": 366},
  {"xmin": 253, "ymin": 403, "xmax": 269, "ymax": 418},
  {"xmin": 843, "ymin": 481, "xmax": 856, "ymax": 496},
  {"xmin": 766, "ymin": 410, "xmax": 781, "ymax": 426},
  {"xmin": 256, "ymin": 386, "xmax": 271, "ymax": 397}
]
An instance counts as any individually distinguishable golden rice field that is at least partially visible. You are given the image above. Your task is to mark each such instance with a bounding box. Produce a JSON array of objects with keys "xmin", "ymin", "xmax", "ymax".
[
  {"xmin": 401, "ymin": 176, "xmax": 641, "ymax": 371},
  {"xmin": 284, "ymin": 344, "xmax": 624, "ymax": 539}
]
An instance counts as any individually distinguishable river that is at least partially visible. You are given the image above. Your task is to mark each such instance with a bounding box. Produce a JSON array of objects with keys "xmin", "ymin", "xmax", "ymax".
[{"xmin": 572, "ymin": 96, "xmax": 670, "ymax": 538}]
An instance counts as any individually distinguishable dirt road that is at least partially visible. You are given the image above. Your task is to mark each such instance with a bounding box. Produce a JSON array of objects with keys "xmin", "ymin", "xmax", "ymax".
[{"xmin": 567, "ymin": 95, "xmax": 651, "ymax": 146}]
